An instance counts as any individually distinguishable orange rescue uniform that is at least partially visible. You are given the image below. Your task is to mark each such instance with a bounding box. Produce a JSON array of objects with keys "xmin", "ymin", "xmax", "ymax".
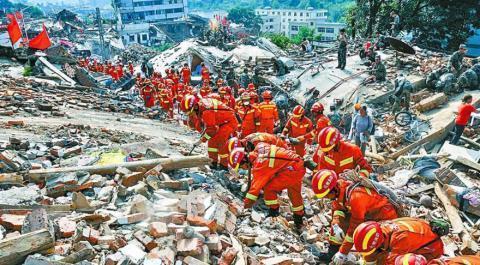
[
  {"xmin": 330, "ymin": 180, "xmax": 398, "ymax": 254},
  {"xmin": 181, "ymin": 66, "xmax": 191, "ymax": 85},
  {"xmin": 199, "ymin": 98, "xmax": 239, "ymax": 166},
  {"xmin": 237, "ymin": 105, "xmax": 261, "ymax": 138},
  {"xmin": 159, "ymin": 88, "xmax": 174, "ymax": 118},
  {"xmin": 428, "ymin": 256, "xmax": 480, "ymax": 265},
  {"xmin": 201, "ymin": 66, "xmax": 210, "ymax": 83},
  {"xmin": 257, "ymin": 100, "xmax": 279, "ymax": 133},
  {"xmin": 243, "ymin": 132, "xmax": 290, "ymax": 150},
  {"xmin": 244, "ymin": 143, "xmax": 306, "ymax": 215},
  {"xmin": 313, "ymin": 140, "xmax": 372, "ymax": 178},
  {"xmin": 305, "ymin": 114, "xmax": 332, "ymax": 141},
  {"xmin": 364, "ymin": 218, "xmax": 444, "ymax": 265},
  {"xmin": 282, "ymin": 116, "xmax": 313, "ymax": 157}
]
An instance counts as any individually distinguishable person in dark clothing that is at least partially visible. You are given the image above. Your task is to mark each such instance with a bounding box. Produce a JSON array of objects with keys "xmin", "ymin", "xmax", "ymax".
[{"xmin": 305, "ymin": 90, "xmax": 320, "ymax": 119}]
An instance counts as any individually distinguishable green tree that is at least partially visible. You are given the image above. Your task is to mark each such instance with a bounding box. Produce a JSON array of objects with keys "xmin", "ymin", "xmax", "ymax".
[
  {"xmin": 291, "ymin": 26, "xmax": 321, "ymax": 44},
  {"xmin": 227, "ymin": 7, "xmax": 263, "ymax": 33},
  {"xmin": 267, "ymin": 33, "xmax": 292, "ymax": 49}
]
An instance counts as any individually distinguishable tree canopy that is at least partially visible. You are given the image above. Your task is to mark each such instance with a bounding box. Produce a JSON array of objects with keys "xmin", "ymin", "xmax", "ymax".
[{"xmin": 227, "ymin": 7, "xmax": 263, "ymax": 33}]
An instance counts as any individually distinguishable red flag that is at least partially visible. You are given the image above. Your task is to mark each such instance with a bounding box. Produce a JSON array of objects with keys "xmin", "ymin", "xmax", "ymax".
[
  {"xmin": 29, "ymin": 24, "xmax": 51, "ymax": 50},
  {"xmin": 6, "ymin": 13, "xmax": 22, "ymax": 48}
]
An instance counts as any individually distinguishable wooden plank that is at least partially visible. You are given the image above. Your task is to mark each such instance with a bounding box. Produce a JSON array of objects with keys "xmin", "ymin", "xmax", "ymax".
[
  {"xmin": 0, "ymin": 228, "xmax": 55, "ymax": 265},
  {"xmin": 434, "ymin": 183, "xmax": 479, "ymax": 255},
  {"xmin": 38, "ymin": 57, "xmax": 76, "ymax": 86},
  {"xmin": 408, "ymin": 184, "xmax": 434, "ymax": 196},
  {"xmin": 450, "ymin": 156, "xmax": 480, "ymax": 172}
]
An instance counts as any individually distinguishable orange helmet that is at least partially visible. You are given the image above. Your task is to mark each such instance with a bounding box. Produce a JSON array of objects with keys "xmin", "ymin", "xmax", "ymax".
[
  {"xmin": 219, "ymin": 86, "xmax": 227, "ymax": 94},
  {"xmin": 216, "ymin": 79, "xmax": 224, "ymax": 86},
  {"xmin": 353, "ymin": 221, "xmax": 384, "ymax": 254},
  {"xmin": 394, "ymin": 254, "xmax": 427, "ymax": 265},
  {"xmin": 311, "ymin": 102, "xmax": 324, "ymax": 113},
  {"xmin": 262, "ymin": 90, "xmax": 273, "ymax": 100},
  {"xmin": 247, "ymin": 83, "xmax": 255, "ymax": 91},
  {"xmin": 227, "ymin": 137, "xmax": 242, "ymax": 153},
  {"xmin": 311, "ymin": 170, "xmax": 338, "ymax": 198},
  {"xmin": 249, "ymin": 92, "xmax": 258, "ymax": 101},
  {"xmin": 241, "ymin": 92, "xmax": 250, "ymax": 101},
  {"xmin": 354, "ymin": 103, "xmax": 362, "ymax": 111},
  {"xmin": 180, "ymin": 95, "xmax": 199, "ymax": 113},
  {"xmin": 317, "ymin": 126, "xmax": 341, "ymax": 152},
  {"xmin": 229, "ymin": 148, "xmax": 246, "ymax": 171},
  {"xmin": 292, "ymin": 105, "xmax": 305, "ymax": 118}
]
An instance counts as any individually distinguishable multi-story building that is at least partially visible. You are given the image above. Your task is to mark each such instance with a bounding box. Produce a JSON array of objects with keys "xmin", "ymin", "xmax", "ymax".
[
  {"xmin": 256, "ymin": 7, "xmax": 345, "ymax": 41},
  {"xmin": 112, "ymin": 0, "xmax": 188, "ymax": 23}
]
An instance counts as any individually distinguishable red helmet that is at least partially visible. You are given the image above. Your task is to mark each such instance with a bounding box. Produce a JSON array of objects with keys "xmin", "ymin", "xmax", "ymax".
[
  {"xmin": 292, "ymin": 105, "xmax": 305, "ymax": 118},
  {"xmin": 249, "ymin": 92, "xmax": 258, "ymax": 101},
  {"xmin": 262, "ymin": 90, "xmax": 273, "ymax": 100},
  {"xmin": 317, "ymin": 126, "xmax": 341, "ymax": 152},
  {"xmin": 394, "ymin": 254, "xmax": 427, "ymax": 265},
  {"xmin": 247, "ymin": 83, "xmax": 255, "ymax": 91},
  {"xmin": 218, "ymin": 86, "xmax": 227, "ymax": 94},
  {"xmin": 311, "ymin": 170, "xmax": 338, "ymax": 198},
  {"xmin": 227, "ymin": 137, "xmax": 241, "ymax": 153},
  {"xmin": 180, "ymin": 95, "xmax": 199, "ymax": 113},
  {"xmin": 229, "ymin": 148, "xmax": 246, "ymax": 171},
  {"xmin": 311, "ymin": 102, "xmax": 324, "ymax": 113},
  {"xmin": 353, "ymin": 221, "xmax": 384, "ymax": 254},
  {"xmin": 224, "ymin": 86, "xmax": 232, "ymax": 94}
]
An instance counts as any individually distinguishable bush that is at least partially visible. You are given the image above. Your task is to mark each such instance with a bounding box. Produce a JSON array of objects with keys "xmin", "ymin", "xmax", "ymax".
[
  {"xmin": 266, "ymin": 33, "xmax": 291, "ymax": 49},
  {"xmin": 23, "ymin": 66, "xmax": 32, "ymax": 77}
]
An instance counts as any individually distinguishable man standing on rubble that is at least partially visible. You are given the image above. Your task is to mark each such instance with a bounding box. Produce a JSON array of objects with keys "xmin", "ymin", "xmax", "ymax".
[
  {"xmin": 257, "ymin": 90, "xmax": 279, "ymax": 133},
  {"xmin": 304, "ymin": 90, "xmax": 320, "ymax": 119},
  {"xmin": 200, "ymin": 63, "xmax": 210, "ymax": 84},
  {"xmin": 337, "ymin": 29, "xmax": 348, "ymax": 70},
  {"xmin": 353, "ymin": 218, "xmax": 446, "ymax": 264},
  {"xmin": 313, "ymin": 126, "xmax": 372, "ymax": 177},
  {"xmin": 237, "ymin": 92, "xmax": 261, "ymax": 138},
  {"xmin": 181, "ymin": 63, "xmax": 191, "ymax": 85},
  {"xmin": 228, "ymin": 144, "xmax": 306, "ymax": 229},
  {"xmin": 351, "ymin": 106, "xmax": 373, "ymax": 155},
  {"xmin": 282, "ymin": 105, "xmax": 314, "ymax": 157},
  {"xmin": 451, "ymin": 94, "xmax": 479, "ymax": 145},
  {"xmin": 312, "ymin": 169, "xmax": 399, "ymax": 264},
  {"xmin": 448, "ymin": 44, "xmax": 467, "ymax": 77},
  {"xmin": 180, "ymin": 95, "xmax": 239, "ymax": 169}
]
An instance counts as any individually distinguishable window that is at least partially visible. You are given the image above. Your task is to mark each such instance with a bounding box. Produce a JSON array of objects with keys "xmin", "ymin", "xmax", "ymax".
[
  {"xmin": 270, "ymin": 18, "xmax": 273, "ymax": 22},
  {"xmin": 283, "ymin": 12, "xmax": 286, "ymax": 16},
  {"xmin": 326, "ymin": 28, "xmax": 334, "ymax": 33},
  {"xmin": 294, "ymin": 12, "xmax": 297, "ymax": 16},
  {"xmin": 142, "ymin": 34, "xmax": 148, "ymax": 41},
  {"xmin": 300, "ymin": 12, "xmax": 303, "ymax": 16},
  {"xmin": 288, "ymin": 12, "xmax": 291, "ymax": 16},
  {"xmin": 293, "ymin": 19, "xmax": 296, "ymax": 22},
  {"xmin": 310, "ymin": 22, "xmax": 314, "ymax": 26},
  {"xmin": 282, "ymin": 18, "xmax": 285, "ymax": 22},
  {"xmin": 129, "ymin": 35, "xmax": 135, "ymax": 42},
  {"xmin": 288, "ymin": 18, "xmax": 291, "ymax": 22},
  {"xmin": 306, "ymin": 13, "xmax": 309, "ymax": 17},
  {"xmin": 317, "ymin": 27, "xmax": 326, "ymax": 33},
  {"xmin": 269, "ymin": 25, "xmax": 274, "ymax": 29},
  {"xmin": 291, "ymin": 25, "xmax": 299, "ymax": 31}
]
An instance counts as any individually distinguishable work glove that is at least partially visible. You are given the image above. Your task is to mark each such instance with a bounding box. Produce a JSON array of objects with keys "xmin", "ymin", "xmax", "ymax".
[
  {"xmin": 330, "ymin": 224, "xmax": 345, "ymax": 243},
  {"xmin": 332, "ymin": 252, "xmax": 348, "ymax": 265},
  {"xmin": 243, "ymin": 198, "xmax": 255, "ymax": 209},
  {"xmin": 289, "ymin": 137, "xmax": 301, "ymax": 145},
  {"xmin": 267, "ymin": 208, "xmax": 280, "ymax": 218},
  {"xmin": 293, "ymin": 214, "xmax": 304, "ymax": 230}
]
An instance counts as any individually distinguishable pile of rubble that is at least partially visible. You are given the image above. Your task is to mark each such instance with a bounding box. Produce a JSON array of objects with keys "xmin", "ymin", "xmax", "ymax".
[{"xmin": 120, "ymin": 44, "xmax": 161, "ymax": 64}]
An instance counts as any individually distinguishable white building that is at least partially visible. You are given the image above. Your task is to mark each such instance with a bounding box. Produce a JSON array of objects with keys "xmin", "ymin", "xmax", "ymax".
[
  {"xmin": 113, "ymin": 0, "xmax": 188, "ymax": 23},
  {"xmin": 256, "ymin": 7, "xmax": 345, "ymax": 41}
]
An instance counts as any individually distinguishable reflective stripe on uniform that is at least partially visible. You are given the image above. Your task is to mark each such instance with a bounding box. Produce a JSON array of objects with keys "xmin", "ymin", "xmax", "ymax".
[
  {"xmin": 264, "ymin": 199, "xmax": 279, "ymax": 205},
  {"xmin": 324, "ymin": 156, "xmax": 335, "ymax": 166},
  {"xmin": 268, "ymin": 145, "xmax": 277, "ymax": 168},
  {"xmin": 345, "ymin": 234, "xmax": 353, "ymax": 243},
  {"xmin": 204, "ymin": 134, "xmax": 212, "ymax": 140},
  {"xmin": 360, "ymin": 169, "xmax": 370, "ymax": 177},
  {"xmin": 329, "ymin": 235, "xmax": 342, "ymax": 244},
  {"xmin": 245, "ymin": 193, "xmax": 258, "ymax": 201},
  {"xmin": 397, "ymin": 221, "xmax": 415, "ymax": 232},
  {"xmin": 218, "ymin": 154, "xmax": 229, "ymax": 158},
  {"xmin": 208, "ymin": 147, "xmax": 218, "ymax": 152},
  {"xmin": 362, "ymin": 261, "xmax": 377, "ymax": 265},
  {"xmin": 213, "ymin": 100, "xmax": 218, "ymax": 112},
  {"xmin": 339, "ymin": 157, "xmax": 353, "ymax": 167},
  {"xmin": 333, "ymin": 210, "xmax": 345, "ymax": 218},
  {"xmin": 291, "ymin": 121, "xmax": 299, "ymax": 127},
  {"xmin": 291, "ymin": 205, "xmax": 304, "ymax": 211},
  {"xmin": 461, "ymin": 260, "xmax": 471, "ymax": 265}
]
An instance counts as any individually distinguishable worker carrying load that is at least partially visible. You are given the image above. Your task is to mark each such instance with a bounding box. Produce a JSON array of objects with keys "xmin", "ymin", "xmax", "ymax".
[
  {"xmin": 282, "ymin": 105, "xmax": 313, "ymax": 157},
  {"xmin": 226, "ymin": 133, "xmax": 290, "ymax": 153},
  {"xmin": 228, "ymin": 143, "xmax": 306, "ymax": 229},
  {"xmin": 353, "ymin": 217, "xmax": 446, "ymax": 265},
  {"xmin": 311, "ymin": 169, "xmax": 399, "ymax": 263},
  {"xmin": 237, "ymin": 92, "xmax": 261, "ymax": 138},
  {"xmin": 180, "ymin": 95, "xmax": 238, "ymax": 169},
  {"xmin": 257, "ymin": 90, "xmax": 279, "ymax": 134},
  {"xmin": 313, "ymin": 126, "xmax": 372, "ymax": 178}
]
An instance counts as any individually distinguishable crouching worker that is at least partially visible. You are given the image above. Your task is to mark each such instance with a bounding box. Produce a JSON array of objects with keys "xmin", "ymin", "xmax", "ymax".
[
  {"xmin": 228, "ymin": 143, "xmax": 306, "ymax": 229},
  {"xmin": 311, "ymin": 169, "xmax": 398, "ymax": 264}
]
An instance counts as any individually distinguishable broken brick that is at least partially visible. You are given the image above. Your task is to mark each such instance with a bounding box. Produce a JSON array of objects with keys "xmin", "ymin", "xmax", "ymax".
[
  {"xmin": 58, "ymin": 217, "xmax": 76, "ymax": 238},
  {"xmin": 121, "ymin": 172, "xmax": 144, "ymax": 187},
  {"xmin": 117, "ymin": 213, "xmax": 147, "ymax": 225},
  {"xmin": 109, "ymin": 236, "xmax": 128, "ymax": 251},
  {"xmin": 106, "ymin": 252, "xmax": 125, "ymax": 265},
  {"xmin": 183, "ymin": 256, "xmax": 209, "ymax": 265},
  {"xmin": 149, "ymin": 222, "xmax": 168, "ymax": 238},
  {"xmin": 177, "ymin": 238, "xmax": 204, "ymax": 256},
  {"xmin": 6, "ymin": 120, "xmax": 23, "ymax": 126},
  {"xmin": 0, "ymin": 214, "xmax": 25, "ymax": 231},
  {"xmin": 134, "ymin": 230, "xmax": 157, "ymax": 251},
  {"xmin": 187, "ymin": 216, "xmax": 217, "ymax": 233},
  {"xmin": 81, "ymin": 227, "xmax": 100, "ymax": 245}
]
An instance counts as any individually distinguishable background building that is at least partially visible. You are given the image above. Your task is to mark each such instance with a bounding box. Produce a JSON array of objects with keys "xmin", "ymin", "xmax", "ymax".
[
  {"xmin": 112, "ymin": 0, "xmax": 188, "ymax": 23},
  {"xmin": 256, "ymin": 7, "xmax": 345, "ymax": 41}
]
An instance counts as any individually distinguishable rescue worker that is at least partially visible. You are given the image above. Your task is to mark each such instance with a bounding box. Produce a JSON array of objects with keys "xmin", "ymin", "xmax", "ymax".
[
  {"xmin": 312, "ymin": 169, "xmax": 398, "ymax": 263},
  {"xmin": 159, "ymin": 86, "xmax": 174, "ymax": 118},
  {"xmin": 128, "ymin": 61, "xmax": 134, "ymax": 75},
  {"xmin": 313, "ymin": 126, "xmax": 372, "ymax": 177},
  {"xmin": 448, "ymin": 44, "xmax": 467, "ymax": 77},
  {"xmin": 226, "ymin": 133, "xmax": 290, "ymax": 153},
  {"xmin": 200, "ymin": 82, "xmax": 212, "ymax": 98},
  {"xmin": 181, "ymin": 63, "xmax": 191, "ymax": 85},
  {"xmin": 200, "ymin": 63, "xmax": 210, "ymax": 84},
  {"xmin": 282, "ymin": 105, "xmax": 313, "ymax": 157},
  {"xmin": 391, "ymin": 74, "xmax": 413, "ymax": 114},
  {"xmin": 228, "ymin": 144, "xmax": 306, "ymax": 229},
  {"xmin": 249, "ymin": 91, "xmax": 259, "ymax": 106},
  {"xmin": 353, "ymin": 218, "xmax": 445, "ymax": 265},
  {"xmin": 428, "ymin": 255, "xmax": 480, "ymax": 265},
  {"xmin": 140, "ymin": 80, "xmax": 155, "ymax": 108},
  {"xmin": 257, "ymin": 90, "xmax": 279, "ymax": 133},
  {"xmin": 218, "ymin": 86, "xmax": 235, "ymax": 109},
  {"xmin": 181, "ymin": 95, "xmax": 238, "ymax": 169},
  {"xmin": 337, "ymin": 29, "xmax": 347, "ymax": 70},
  {"xmin": 304, "ymin": 102, "xmax": 331, "ymax": 142},
  {"xmin": 394, "ymin": 254, "xmax": 428, "ymax": 265},
  {"xmin": 117, "ymin": 63, "xmax": 124, "ymax": 79},
  {"xmin": 237, "ymin": 92, "xmax": 261, "ymax": 138}
]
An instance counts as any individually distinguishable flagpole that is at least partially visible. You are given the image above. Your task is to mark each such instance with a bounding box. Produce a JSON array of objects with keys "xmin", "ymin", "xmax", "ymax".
[{"xmin": 20, "ymin": 7, "xmax": 32, "ymax": 41}]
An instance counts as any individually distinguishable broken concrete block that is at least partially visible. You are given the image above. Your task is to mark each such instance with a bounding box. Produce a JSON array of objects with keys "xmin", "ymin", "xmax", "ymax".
[
  {"xmin": 218, "ymin": 247, "xmax": 238, "ymax": 265},
  {"xmin": 58, "ymin": 217, "xmax": 76, "ymax": 238},
  {"xmin": 0, "ymin": 214, "xmax": 25, "ymax": 231},
  {"xmin": 149, "ymin": 247, "xmax": 175, "ymax": 264},
  {"xmin": 117, "ymin": 213, "xmax": 147, "ymax": 225},
  {"xmin": 108, "ymin": 236, "xmax": 127, "ymax": 251},
  {"xmin": 415, "ymin": 92, "xmax": 447, "ymax": 112},
  {"xmin": 105, "ymin": 252, "xmax": 125, "ymax": 265},
  {"xmin": 122, "ymin": 172, "xmax": 144, "ymax": 187},
  {"xmin": 239, "ymin": 235, "xmax": 256, "ymax": 246},
  {"xmin": 81, "ymin": 227, "xmax": 100, "ymax": 245},
  {"xmin": 72, "ymin": 192, "xmax": 93, "ymax": 211},
  {"xmin": 177, "ymin": 238, "xmax": 204, "ymax": 256},
  {"xmin": 255, "ymin": 236, "xmax": 270, "ymax": 246},
  {"xmin": 184, "ymin": 256, "xmax": 209, "ymax": 265},
  {"xmin": 261, "ymin": 256, "xmax": 293, "ymax": 265},
  {"xmin": 97, "ymin": 235, "xmax": 116, "ymax": 245},
  {"xmin": 206, "ymin": 234, "xmax": 222, "ymax": 253},
  {"xmin": 129, "ymin": 194, "xmax": 152, "ymax": 215},
  {"xmin": 22, "ymin": 208, "xmax": 48, "ymax": 234},
  {"xmin": 119, "ymin": 243, "xmax": 146, "ymax": 264},
  {"xmin": 134, "ymin": 230, "xmax": 157, "ymax": 251},
  {"xmin": 116, "ymin": 167, "xmax": 131, "ymax": 176},
  {"xmin": 187, "ymin": 216, "xmax": 217, "ymax": 232},
  {"xmin": 149, "ymin": 222, "xmax": 168, "ymax": 238}
]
